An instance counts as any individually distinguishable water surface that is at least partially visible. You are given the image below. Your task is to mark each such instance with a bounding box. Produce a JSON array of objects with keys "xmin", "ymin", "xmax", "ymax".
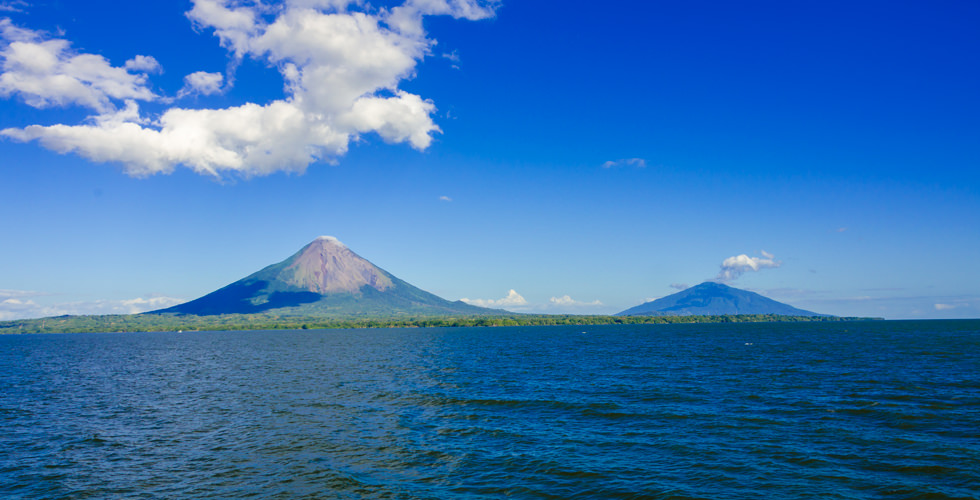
[{"xmin": 2, "ymin": 321, "xmax": 978, "ymax": 499}]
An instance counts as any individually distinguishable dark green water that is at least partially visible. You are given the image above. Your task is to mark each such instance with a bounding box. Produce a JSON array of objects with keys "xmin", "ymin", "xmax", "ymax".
[{"xmin": 2, "ymin": 320, "xmax": 978, "ymax": 499}]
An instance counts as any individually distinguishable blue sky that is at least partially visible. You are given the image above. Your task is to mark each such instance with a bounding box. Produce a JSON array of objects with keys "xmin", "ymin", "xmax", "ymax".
[{"xmin": 1, "ymin": 0, "xmax": 978, "ymax": 320}]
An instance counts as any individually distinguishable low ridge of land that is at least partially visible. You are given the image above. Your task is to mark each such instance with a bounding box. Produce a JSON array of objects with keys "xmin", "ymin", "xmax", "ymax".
[{"xmin": 1, "ymin": 313, "xmax": 879, "ymax": 334}]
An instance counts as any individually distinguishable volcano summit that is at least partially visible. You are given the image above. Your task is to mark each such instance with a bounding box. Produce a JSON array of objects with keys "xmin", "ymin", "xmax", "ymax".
[{"xmin": 155, "ymin": 237, "xmax": 499, "ymax": 317}]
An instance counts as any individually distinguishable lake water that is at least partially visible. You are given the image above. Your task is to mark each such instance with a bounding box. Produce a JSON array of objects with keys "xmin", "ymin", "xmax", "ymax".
[{"xmin": 2, "ymin": 321, "xmax": 978, "ymax": 499}]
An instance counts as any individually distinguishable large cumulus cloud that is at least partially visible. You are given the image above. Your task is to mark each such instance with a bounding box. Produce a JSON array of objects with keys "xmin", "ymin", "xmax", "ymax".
[{"xmin": 0, "ymin": 0, "xmax": 496, "ymax": 177}]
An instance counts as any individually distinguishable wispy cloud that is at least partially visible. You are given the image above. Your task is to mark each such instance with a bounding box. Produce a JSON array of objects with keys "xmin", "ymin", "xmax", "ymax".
[
  {"xmin": 0, "ymin": 290, "xmax": 186, "ymax": 320},
  {"xmin": 670, "ymin": 283, "xmax": 690, "ymax": 291},
  {"xmin": 460, "ymin": 290, "xmax": 605, "ymax": 313},
  {"xmin": 442, "ymin": 50, "xmax": 460, "ymax": 63},
  {"xmin": 0, "ymin": 0, "xmax": 498, "ymax": 178},
  {"xmin": 0, "ymin": 288, "xmax": 47, "ymax": 299},
  {"xmin": 548, "ymin": 295, "xmax": 602, "ymax": 308},
  {"xmin": 758, "ymin": 288, "xmax": 980, "ymax": 320},
  {"xmin": 439, "ymin": 195, "xmax": 452, "ymax": 202},
  {"xmin": 601, "ymin": 158, "xmax": 646, "ymax": 169},
  {"xmin": 716, "ymin": 250, "xmax": 780, "ymax": 282},
  {"xmin": 0, "ymin": 1, "xmax": 28, "ymax": 14},
  {"xmin": 441, "ymin": 49, "xmax": 460, "ymax": 69}
]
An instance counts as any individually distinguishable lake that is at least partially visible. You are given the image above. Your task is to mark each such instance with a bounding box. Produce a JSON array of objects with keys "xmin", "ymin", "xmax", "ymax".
[{"xmin": 2, "ymin": 321, "xmax": 978, "ymax": 499}]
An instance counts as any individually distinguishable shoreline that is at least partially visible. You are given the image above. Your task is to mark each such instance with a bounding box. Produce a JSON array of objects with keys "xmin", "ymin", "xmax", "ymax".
[{"xmin": 3, "ymin": 313, "xmax": 891, "ymax": 335}]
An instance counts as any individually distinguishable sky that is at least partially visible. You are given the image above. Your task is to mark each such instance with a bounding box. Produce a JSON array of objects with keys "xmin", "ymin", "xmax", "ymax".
[{"xmin": 1, "ymin": 0, "xmax": 978, "ymax": 320}]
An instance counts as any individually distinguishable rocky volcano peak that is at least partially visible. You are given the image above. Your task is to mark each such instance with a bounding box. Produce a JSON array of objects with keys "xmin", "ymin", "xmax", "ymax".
[{"xmin": 281, "ymin": 236, "xmax": 393, "ymax": 294}]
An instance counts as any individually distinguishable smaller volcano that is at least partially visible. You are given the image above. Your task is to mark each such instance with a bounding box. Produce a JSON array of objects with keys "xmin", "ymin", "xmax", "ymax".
[
  {"xmin": 153, "ymin": 236, "xmax": 500, "ymax": 317},
  {"xmin": 617, "ymin": 282, "xmax": 826, "ymax": 317}
]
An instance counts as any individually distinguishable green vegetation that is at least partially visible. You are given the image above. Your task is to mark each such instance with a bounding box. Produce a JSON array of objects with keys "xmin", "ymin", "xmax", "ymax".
[{"xmin": 0, "ymin": 312, "xmax": 881, "ymax": 334}]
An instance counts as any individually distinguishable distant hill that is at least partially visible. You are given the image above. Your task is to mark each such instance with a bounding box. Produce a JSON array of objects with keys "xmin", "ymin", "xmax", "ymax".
[
  {"xmin": 617, "ymin": 282, "xmax": 827, "ymax": 317},
  {"xmin": 152, "ymin": 236, "xmax": 501, "ymax": 317}
]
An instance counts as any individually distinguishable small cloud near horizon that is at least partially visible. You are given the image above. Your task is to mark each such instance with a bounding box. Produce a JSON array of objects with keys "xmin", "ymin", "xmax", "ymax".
[
  {"xmin": 461, "ymin": 290, "xmax": 604, "ymax": 313},
  {"xmin": 0, "ymin": 289, "xmax": 186, "ymax": 320},
  {"xmin": 460, "ymin": 289, "xmax": 528, "ymax": 309},
  {"xmin": 548, "ymin": 295, "xmax": 603, "ymax": 308},
  {"xmin": 0, "ymin": 288, "xmax": 49, "ymax": 299}
]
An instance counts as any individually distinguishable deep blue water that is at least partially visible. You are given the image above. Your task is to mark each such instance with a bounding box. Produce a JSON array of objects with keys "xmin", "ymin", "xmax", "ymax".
[{"xmin": 2, "ymin": 320, "xmax": 979, "ymax": 499}]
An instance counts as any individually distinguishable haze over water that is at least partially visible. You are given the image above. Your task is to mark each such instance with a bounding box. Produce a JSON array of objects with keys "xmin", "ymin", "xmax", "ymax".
[{"xmin": 2, "ymin": 321, "xmax": 978, "ymax": 499}]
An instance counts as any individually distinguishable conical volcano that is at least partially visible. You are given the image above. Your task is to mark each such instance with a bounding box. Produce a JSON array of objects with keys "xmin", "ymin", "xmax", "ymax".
[{"xmin": 154, "ymin": 236, "xmax": 500, "ymax": 317}]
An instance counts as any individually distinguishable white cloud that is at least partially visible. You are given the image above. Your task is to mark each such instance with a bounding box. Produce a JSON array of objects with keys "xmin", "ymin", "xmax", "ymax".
[
  {"xmin": 387, "ymin": 0, "xmax": 497, "ymax": 38},
  {"xmin": 460, "ymin": 289, "xmax": 528, "ymax": 309},
  {"xmin": 602, "ymin": 158, "xmax": 646, "ymax": 169},
  {"xmin": 439, "ymin": 195, "xmax": 452, "ymax": 202},
  {"xmin": 0, "ymin": 24, "xmax": 158, "ymax": 113},
  {"xmin": 178, "ymin": 70, "xmax": 224, "ymax": 97},
  {"xmin": 716, "ymin": 250, "xmax": 781, "ymax": 282},
  {"xmin": 934, "ymin": 303, "xmax": 956, "ymax": 311},
  {"xmin": 0, "ymin": 0, "xmax": 497, "ymax": 178},
  {"xmin": 0, "ymin": 17, "xmax": 31, "ymax": 41},
  {"xmin": 315, "ymin": 235, "xmax": 346, "ymax": 247},
  {"xmin": 670, "ymin": 283, "xmax": 690, "ymax": 291},
  {"xmin": 185, "ymin": 0, "xmax": 260, "ymax": 57},
  {"xmin": 0, "ymin": 291, "xmax": 186, "ymax": 321},
  {"xmin": 287, "ymin": 0, "xmax": 364, "ymax": 11},
  {"xmin": 460, "ymin": 289, "xmax": 610, "ymax": 314},
  {"xmin": 4, "ymin": 99, "xmax": 344, "ymax": 176},
  {"xmin": 124, "ymin": 55, "xmax": 162, "ymax": 73},
  {"xmin": 339, "ymin": 91, "xmax": 439, "ymax": 149},
  {"xmin": 0, "ymin": 298, "xmax": 42, "ymax": 320},
  {"xmin": 548, "ymin": 295, "xmax": 602, "ymax": 307}
]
